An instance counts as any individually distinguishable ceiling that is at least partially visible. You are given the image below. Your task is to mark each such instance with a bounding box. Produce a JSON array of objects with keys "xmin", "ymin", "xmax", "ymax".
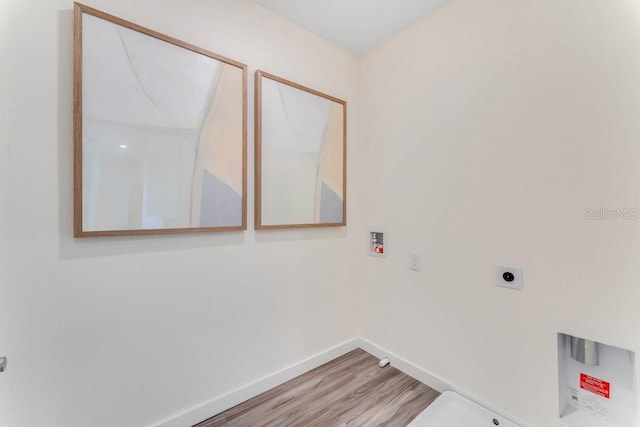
[{"xmin": 253, "ymin": 0, "xmax": 449, "ymax": 56}]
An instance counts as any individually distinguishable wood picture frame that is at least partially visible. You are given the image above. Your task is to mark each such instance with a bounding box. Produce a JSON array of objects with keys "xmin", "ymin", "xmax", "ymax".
[
  {"xmin": 74, "ymin": 3, "xmax": 247, "ymax": 237},
  {"xmin": 255, "ymin": 70, "xmax": 347, "ymax": 229}
]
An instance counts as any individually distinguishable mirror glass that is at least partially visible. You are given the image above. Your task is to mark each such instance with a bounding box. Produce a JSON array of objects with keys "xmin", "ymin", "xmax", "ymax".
[
  {"xmin": 74, "ymin": 4, "xmax": 246, "ymax": 236},
  {"xmin": 255, "ymin": 71, "xmax": 346, "ymax": 229}
]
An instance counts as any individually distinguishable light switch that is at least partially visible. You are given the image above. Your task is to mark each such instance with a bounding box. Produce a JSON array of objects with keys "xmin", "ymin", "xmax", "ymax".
[{"xmin": 410, "ymin": 254, "xmax": 421, "ymax": 271}]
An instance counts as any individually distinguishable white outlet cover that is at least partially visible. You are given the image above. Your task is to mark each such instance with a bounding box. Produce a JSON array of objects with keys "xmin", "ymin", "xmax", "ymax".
[{"xmin": 496, "ymin": 265, "xmax": 523, "ymax": 290}]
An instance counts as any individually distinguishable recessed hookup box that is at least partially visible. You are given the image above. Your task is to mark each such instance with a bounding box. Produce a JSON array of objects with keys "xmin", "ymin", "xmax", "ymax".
[{"xmin": 558, "ymin": 333, "xmax": 636, "ymax": 427}]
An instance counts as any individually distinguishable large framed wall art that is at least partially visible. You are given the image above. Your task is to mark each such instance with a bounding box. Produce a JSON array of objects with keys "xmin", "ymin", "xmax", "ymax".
[
  {"xmin": 254, "ymin": 71, "xmax": 347, "ymax": 229},
  {"xmin": 74, "ymin": 3, "xmax": 247, "ymax": 237}
]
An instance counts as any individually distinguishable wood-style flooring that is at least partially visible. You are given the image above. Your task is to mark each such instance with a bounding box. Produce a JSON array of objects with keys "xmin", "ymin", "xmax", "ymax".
[{"xmin": 194, "ymin": 348, "xmax": 440, "ymax": 427}]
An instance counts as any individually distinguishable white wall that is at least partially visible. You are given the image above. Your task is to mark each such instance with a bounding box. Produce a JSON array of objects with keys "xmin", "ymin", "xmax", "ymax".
[
  {"xmin": 6, "ymin": 0, "xmax": 640, "ymax": 426},
  {"xmin": 0, "ymin": 0, "xmax": 12, "ymax": 421},
  {"xmin": 358, "ymin": 0, "xmax": 640, "ymax": 426},
  {"xmin": 1, "ymin": 1, "xmax": 359, "ymax": 426}
]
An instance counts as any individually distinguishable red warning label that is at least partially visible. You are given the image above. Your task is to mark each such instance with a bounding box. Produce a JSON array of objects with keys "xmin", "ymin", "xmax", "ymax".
[{"xmin": 580, "ymin": 373, "xmax": 610, "ymax": 399}]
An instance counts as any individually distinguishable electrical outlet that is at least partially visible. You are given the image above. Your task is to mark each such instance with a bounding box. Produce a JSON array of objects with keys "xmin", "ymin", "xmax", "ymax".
[
  {"xmin": 409, "ymin": 254, "xmax": 421, "ymax": 271},
  {"xmin": 496, "ymin": 265, "xmax": 523, "ymax": 290}
]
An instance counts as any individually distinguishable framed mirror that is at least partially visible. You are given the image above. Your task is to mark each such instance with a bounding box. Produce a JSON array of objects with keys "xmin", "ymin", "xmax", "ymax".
[
  {"xmin": 74, "ymin": 3, "xmax": 247, "ymax": 237},
  {"xmin": 255, "ymin": 71, "xmax": 347, "ymax": 229}
]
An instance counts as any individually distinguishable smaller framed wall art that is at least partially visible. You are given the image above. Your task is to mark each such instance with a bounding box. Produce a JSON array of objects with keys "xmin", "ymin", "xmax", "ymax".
[
  {"xmin": 74, "ymin": 3, "xmax": 247, "ymax": 237},
  {"xmin": 255, "ymin": 71, "xmax": 347, "ymax": 229}
]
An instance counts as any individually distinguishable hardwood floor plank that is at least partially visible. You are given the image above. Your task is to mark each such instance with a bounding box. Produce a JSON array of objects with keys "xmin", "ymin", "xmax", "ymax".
[
  {"xmin": 194, "ymin": 349, "xmax": 439, "ymax": 427},
  {"xmin": 223, "ymin": 352, "xmax": 371, "ymax": 426},
  {"xmin": 221, "ymin": 350, "xmax": 371, "ymax": 423},
  {"xmin": 261, "ymin": 362, "xmax": 397, "ymax": 426}
]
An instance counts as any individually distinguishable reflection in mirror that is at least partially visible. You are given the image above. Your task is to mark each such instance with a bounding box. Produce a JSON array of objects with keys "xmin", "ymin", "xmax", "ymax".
[
  {"xmin": 74, "ymin": 3, "xmax": 246, "ymax": 237},
  {"xmin": 255, "ymin": 71, "xmax": 346, "ymax": 229}
]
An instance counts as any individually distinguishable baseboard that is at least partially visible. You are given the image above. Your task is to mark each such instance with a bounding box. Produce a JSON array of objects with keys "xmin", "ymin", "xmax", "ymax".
[
  {"xmin": 154, "ymin": 338, "xmax": 361, "ymax": 427},
  {"xmin": 154, "ymin": 336, "xmax": 529, "ymax": 427}
]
